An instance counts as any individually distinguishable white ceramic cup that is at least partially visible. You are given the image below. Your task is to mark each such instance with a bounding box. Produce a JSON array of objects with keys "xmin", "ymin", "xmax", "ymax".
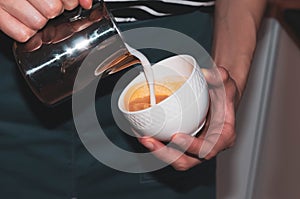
[{"xmin": 118, "ymin": 55, "xmax": 209, "ymax": 141}]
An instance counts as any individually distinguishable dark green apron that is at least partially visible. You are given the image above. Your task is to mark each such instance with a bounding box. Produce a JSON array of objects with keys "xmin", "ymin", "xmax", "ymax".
[{"xmin": 0, "ymin": 11, "xmax": 215, "ymax": 199}]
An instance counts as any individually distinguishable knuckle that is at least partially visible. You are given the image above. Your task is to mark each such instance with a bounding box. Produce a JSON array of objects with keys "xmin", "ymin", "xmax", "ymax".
[
  {"xmin": 64, "ymin": 1, "xmax": 79, "ymax": 10},
  {"xmin": 225, "ymin": 130, "xmax": 235, "ymax": 139},
  {"xmin": 220, "ymin": 132, "xmax": 236, "ymax": 150},
  {"xmin": 207, "ymin": 150, "xmax": 218, "ymax": 159},
  {"xmin": 16, "ymin": 35, "xmax": 29, "ymax": 43},
  {"xmin": 17, "ymin": 35, "xmax": 29, "ymax": 43},
  {"xmin": 32, "ymin": 17, "xmax": 47, "ymax": 30},
  {"xmin": 228, "ymin": 131, "xmax": 236, "ymax": 143},
  {"xmin": 173, "ymin": 160, "xmax": 191, "ymax": 171},
  {"xmin": 221, "ymin": 126, "xmax": 236, "ymax": 141},
  {"xmin": 45, "ymin": 2, "xmax": 63, "ymax": 19},
  {"xmin": 174, "ymin": 165, "xmax": 189, "ymax": 171},
  {"xmin": 17, "ymin": 29, "xmax": 36, "ymax": 42},
  {"xmin": 228, "ymin": 134, "xmax": 237, "ymax": 147},
  {"xmin": 217, "ymin": 66, "xmax": 230, "ymax": 82}
]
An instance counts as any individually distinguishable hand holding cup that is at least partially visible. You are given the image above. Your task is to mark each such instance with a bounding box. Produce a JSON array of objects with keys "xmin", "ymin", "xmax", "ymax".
[{"xmin": 118, "ymin": 55, "xmax": 210, "ymax": 141}]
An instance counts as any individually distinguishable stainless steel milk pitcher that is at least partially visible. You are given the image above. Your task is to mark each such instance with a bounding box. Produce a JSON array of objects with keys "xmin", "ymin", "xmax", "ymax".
[{"xmin": 13, "ymin": 0, "xmax": 139, "ymax": 105}]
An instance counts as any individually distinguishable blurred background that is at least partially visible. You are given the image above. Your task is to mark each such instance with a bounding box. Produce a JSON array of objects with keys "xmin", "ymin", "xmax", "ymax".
[{"xmin": 217, "ymin": 0, "xmax": 300, "ymax": 198}]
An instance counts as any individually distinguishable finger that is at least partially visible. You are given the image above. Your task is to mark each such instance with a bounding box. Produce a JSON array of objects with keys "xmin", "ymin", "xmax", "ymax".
[
  {"xmin": 198, "ymin": 101, "xmax": 235, "ymax": 159},
  {"xmin": 79, "ymin": 0, "xmax": 93, "ymax": 9},
  {"xmin": 27, "ymin": 0, "xmax": 64, "ymax": 19},
  {"xmin": 61, "ymin": 0, "xmax": 79, "ymax": 10},
  {"xmin": 139, "ymin": 138, "xmax": 203, "ymax": 171},
  {"xmin": 201, "ymin": 129, "xmax": 236, "ymax": 160},
  {"xmin": 0, "ymin": 8, "xmax": 35, "ymax": 42},
  {"xmin": 195, "ymin": 101, "xmax": 212, "ymax": 139},
  {"xmin": 171, "ymin": 134, "xmax": 205, "ymax": 157},
  {"xmin": 172, "ymin": 129, "xmax": 234, "ymax": 160},
  {"xmin": 0, "ymin": 0, "xmax": 48, "ymax": 30},
  {"xmin": 139, "ymin": 137, "xmax": 180, "ymax": 164}
]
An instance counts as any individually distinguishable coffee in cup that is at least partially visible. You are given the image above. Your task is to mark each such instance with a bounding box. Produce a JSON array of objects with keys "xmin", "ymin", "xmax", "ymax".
[{"xmin": 125, "ymin": 76, "xmax": 186, "ymax": 112}]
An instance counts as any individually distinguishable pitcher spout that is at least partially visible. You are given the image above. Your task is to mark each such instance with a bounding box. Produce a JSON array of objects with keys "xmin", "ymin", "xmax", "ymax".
[{"xmin": 95, "ymin": 53, "xmax": 140, "ymax": 76}]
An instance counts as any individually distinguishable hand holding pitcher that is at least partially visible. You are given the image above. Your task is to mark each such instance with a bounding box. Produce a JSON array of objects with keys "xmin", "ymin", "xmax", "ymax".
[{"xmin": 0, "ymin": 0, "xmax": 93, "ymax": 42}]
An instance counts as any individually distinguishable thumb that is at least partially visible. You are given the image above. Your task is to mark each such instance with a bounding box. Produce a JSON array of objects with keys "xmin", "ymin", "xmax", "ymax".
[{"xmin": 201, "ymin": 67, "xmax": 230, "ymax": 86}]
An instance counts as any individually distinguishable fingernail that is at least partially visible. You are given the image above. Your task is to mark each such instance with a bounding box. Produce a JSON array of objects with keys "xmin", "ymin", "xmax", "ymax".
[
  {"xmin": 143, "ymin": 141, "xmax": 154, "ymax": 150},
  {"xmin": 172, "ymin": 136, "xmax": 187, "ymax": 146}
]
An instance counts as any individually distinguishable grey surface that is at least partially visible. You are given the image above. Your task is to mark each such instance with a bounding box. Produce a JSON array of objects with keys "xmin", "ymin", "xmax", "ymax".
[
  {"xmin": 216, "ymin": 18, "xmax": 299, "ymax": 199},
  {"xmin": 252, "ymin": 18, "xmax": 300, "ymax": 199}
]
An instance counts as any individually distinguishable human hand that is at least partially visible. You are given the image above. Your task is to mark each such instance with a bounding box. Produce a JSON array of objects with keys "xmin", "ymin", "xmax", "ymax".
[
  {"xmin": 139, "ymin": 66, "xmax": 240, "ymax": 171},
  {"xmin": 20, "ymin": 6, "xmax": 104, "ymax": 52},
  {"xmin": 0, "ymin": 0, "xmax": 93, "ymax": 42}
]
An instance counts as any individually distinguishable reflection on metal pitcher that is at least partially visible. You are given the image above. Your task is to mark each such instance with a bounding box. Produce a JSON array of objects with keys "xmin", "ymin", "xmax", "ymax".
[{"xmin": 13, "ymin": 0, "xmax": 140, "ymax": 105}]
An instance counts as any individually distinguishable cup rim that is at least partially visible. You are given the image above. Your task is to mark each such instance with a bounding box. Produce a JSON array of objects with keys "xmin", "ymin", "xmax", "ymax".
[{"xmin": 118, "ymin": 54, "xmax": 198, "ymax": 115}]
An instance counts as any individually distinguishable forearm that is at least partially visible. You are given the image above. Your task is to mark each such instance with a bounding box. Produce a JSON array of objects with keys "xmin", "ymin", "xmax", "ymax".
[{"xmin": 212, "ymin": 0, "xmax": 267, "ymax": 96}]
